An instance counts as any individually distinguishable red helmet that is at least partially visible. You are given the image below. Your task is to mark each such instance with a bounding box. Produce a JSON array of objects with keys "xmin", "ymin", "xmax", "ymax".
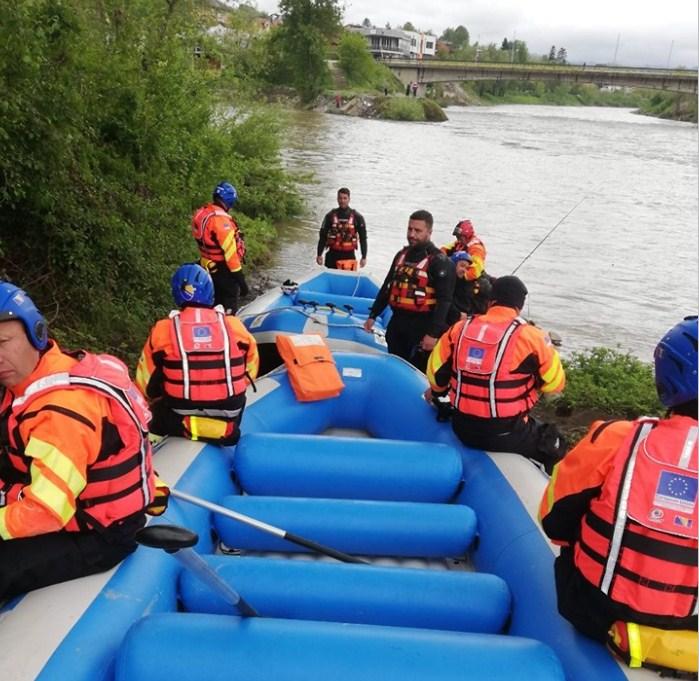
[{"xmin": 453, "ymin": 219, "xmax": 474, "ymax": 240}]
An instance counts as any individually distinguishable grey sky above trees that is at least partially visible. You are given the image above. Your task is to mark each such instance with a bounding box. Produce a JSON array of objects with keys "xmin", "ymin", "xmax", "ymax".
[{"xmin": 254, "ymin": 0, "xmax": 698, "ymax": 68}]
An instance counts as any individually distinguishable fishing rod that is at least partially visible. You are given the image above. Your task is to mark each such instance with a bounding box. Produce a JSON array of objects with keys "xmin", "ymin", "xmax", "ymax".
[{"xmin": 511, "ymin": 194, "xmax": 589, "ymax": 276}]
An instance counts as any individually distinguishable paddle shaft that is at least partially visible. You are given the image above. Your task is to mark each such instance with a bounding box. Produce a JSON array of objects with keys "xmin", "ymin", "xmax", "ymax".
[
  {"xmin": 170, "ymin": 489, "xmax": 369, "ymax": 565},
  {"xmin": 173, "ymin": 546, "xmax": 259, "ymax": 617}
]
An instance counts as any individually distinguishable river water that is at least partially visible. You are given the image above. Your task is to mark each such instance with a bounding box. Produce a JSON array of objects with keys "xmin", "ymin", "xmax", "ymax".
[{"xmin": 266, "ymin": 105, "xmax": 698, "ymax": 359}]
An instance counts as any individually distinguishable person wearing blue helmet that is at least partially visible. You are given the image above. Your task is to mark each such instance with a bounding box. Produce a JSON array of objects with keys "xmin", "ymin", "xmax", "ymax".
[
  {"xmin": 0, "ymin": 282, "xmax": 158, "ymax": 600},
  {"xmin": 136, "ymin": 264, "xmax": 259, "ymax": 445},
  {"xmin": 540, "ymin": 316, "xmax": 698, "ymax": 674},
  {"xmin": 447, "ymin": 251, "xmax": 493, "ymax": 324},
  {"xmin": 191, "ymin": 181, "xmax": 248, "ymax": 313}
]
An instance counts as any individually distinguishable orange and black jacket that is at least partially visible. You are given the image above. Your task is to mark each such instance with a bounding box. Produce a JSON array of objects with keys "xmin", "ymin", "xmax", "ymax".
[
  {"xmin": 191, "ymin": 203, "xmax": 245, "ymax": 273},
  {"xmin": 317, "ymin": 207, "xmax": 367, "ymax": 258},
  {"xmin": 427, "ymin": 305, "xmax": 565, "ymax": 417},
  {"xmin": 539, "ymin": 415, "xmax": 698, "ymax": 622},
  {"xmin": 369, "ymin": 242, "xmax": 454, "ymax": 338},
  {"xmin": 0, "ymin": 343, "xmax": 155, "ymax": 540},
  {"xmin": 440, "ymin": 236, "xmax": 486, "ymax": 280},
  {"xmin": 136, "ymin": 306, "xmax": 259, "ymax": 412}
]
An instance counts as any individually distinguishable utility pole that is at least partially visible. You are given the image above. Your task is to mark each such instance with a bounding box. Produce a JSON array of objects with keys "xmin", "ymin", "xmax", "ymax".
[
  {"xmin": 666, "ymin": 40, "xmax": 674, "ymax": 68},
  {"xmin": 612, "ymin": 33, "xmax": 621, "ymax": 65}
]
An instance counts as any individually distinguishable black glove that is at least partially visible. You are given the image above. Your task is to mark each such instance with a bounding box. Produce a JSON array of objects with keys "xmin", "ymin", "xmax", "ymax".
[
  {"xmin": 232, "ymin": 271, "xmax": 249, "ymax": 297},
  {"xmin": 431, "ymin": 393, "xmax": 453, "ymax": 423}
]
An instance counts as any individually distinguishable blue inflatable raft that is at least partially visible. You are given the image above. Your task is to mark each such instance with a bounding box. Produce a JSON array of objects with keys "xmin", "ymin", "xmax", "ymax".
[
  {"xmin": 1, "ymin": 351, "xmax": 653, "ymax": 681},
  {"xmin": 238, "ymin": 269, "xmax": 389, "ymax": 372}
]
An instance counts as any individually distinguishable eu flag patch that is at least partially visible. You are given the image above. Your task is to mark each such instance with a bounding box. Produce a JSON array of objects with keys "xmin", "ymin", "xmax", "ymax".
[
  {"xmin": 467, "ymin": 347, "xmax": 485, "ymax": 366},
  {"xmin": 653, "ymin": 470, "xmax": 698, "ymax": 512},
  {"xmin": 192, "ymin": 325, "xmax": 212, "ymax": 344}
]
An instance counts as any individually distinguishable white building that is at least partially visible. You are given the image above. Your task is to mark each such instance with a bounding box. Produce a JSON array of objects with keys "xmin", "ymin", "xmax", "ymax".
[
  {"xmin": 403, "ymin": 30, "xmax": 437, "ymax": 59},
  {"xmin": 349, "ymin": 25, "xmax": 436, "ymax": 60}
]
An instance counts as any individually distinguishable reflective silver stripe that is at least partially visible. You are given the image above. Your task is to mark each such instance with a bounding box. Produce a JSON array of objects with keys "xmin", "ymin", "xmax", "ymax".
[
  {"xmin": 12, "ymin": 373, "xmax": 71, "ymax": 408},
  {"xmin": 678, "ymin": 426, "xmax": 698, "ymax": 469},
  {"xmin": 488, "ymin": 319, "xmax": 522, "ymax": 418},
  {"xmin": 171, "ymin": 311, "xmax": 191, "ymax": 401},
  {"xmin": 173, "ymin": 408, "xmax": 241, "ymax": 418},
  {"xmin": 454, "ymin": 317, "xmax": 474, "ymax": 404},
  {"xmin": 69, "ymin": 376, "xmax": 152, "ymax": 506},
  {"xmin": 600, "ymin": 422, "xmax": 655, "ymax": 595},
  {"xmin": 216, "ymin": 309, "xmax": 234, "ymax": 397}
]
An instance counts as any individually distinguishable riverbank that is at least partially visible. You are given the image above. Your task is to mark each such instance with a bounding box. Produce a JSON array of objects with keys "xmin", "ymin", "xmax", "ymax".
[{"xmin": 315, "ymin": 93, "xmax": 448, "ymax": 122}]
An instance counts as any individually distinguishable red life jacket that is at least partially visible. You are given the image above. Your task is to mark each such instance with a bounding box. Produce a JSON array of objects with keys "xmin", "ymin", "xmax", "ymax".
[
  {"xmin": 326, "ymin": 210, "xmax": 358, "ymax": 252},
  {"xmin": 388, "ymin": 249, "xmax": 436, "ymax": 312},
  {"xmin": 5, "ymin": 352, "xmax": 155, "ymax": 532},
  {"xmin": 575, "ymin": 417, "xmax": 698, "ymax": 619},
  {"xmin": 450, "ymin": 315, "xmax": 538, "ymax": 418},
  {"xmin": 163, "ymin": 306, "xmax": 247, "ymax": 413},
  {"xmin": 192, "ymin": 203, "xmax": 246, "ymax": 264}
]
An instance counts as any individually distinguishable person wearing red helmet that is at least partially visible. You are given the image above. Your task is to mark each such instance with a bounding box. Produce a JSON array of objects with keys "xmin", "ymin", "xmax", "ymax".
[
  {"xmin": 441, "ymin": 219, "xmax": 487, "ymax": 281},
  {"xmin": 539, "ymin": 317, "xmax": 698, "ymax": 674}
]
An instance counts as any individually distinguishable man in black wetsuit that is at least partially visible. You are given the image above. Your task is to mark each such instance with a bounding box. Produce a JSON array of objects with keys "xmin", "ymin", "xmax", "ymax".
[
  {"xmin": 363, "ymin": 210, "xmax": 454, "ymax": 372},
  {"xmin": 316, "ymin": 187, "xmax": 368, "ymax": 270}
]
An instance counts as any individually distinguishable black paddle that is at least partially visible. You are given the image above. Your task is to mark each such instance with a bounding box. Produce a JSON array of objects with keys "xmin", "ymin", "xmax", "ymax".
[
  {"xmin": 170, "ymin": 489, "xmax": 369, "ymax": 565},
  {"xmin": 136, "ymin": 524, "xmax": 259, "ymax": 617}
]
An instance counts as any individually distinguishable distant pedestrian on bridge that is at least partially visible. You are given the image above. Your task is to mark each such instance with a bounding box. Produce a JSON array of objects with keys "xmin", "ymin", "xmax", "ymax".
[{"xmin": 316, "ymin": 187, "xmax": 368, "ymax": 271}]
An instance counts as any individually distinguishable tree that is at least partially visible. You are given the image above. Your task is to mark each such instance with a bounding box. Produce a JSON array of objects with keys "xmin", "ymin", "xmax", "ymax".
[
  {"xmin": 556, "ymin": 47, "xmax": 568, "ymax": 64},
  {"xmin": 440, "ymin": 25, "xmax": 469, "ymax": 48},
  {"xmin": 501, "ymin": 38, "xmax": 510, "ymax": 51},
  {"xmin": 548, "ymin": 45, "xmax": 556, "ymax": 61},
  {"xmin": 402, "ymin": 21, "xmax": 416, "ymax": 32},
  {"xmin": 361, "ymin": 17, "xmax": 371, "ymax": 28},
  {"xmin": 337, "ymin": 31, "xmax": 376, "ymax": 85},
  {"xmin": 271, "ymin": 0, "xmax": 343, "ymax": 101}
]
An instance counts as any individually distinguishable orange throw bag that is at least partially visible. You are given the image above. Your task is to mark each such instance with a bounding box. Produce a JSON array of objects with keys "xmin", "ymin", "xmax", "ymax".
[
  {"xmin": 335, "ymin": 259, "xmax": 358, "ymax": 271},
  {"xmin": 275, "ymin": 334, "xmax": 345, "ymax": 402}
]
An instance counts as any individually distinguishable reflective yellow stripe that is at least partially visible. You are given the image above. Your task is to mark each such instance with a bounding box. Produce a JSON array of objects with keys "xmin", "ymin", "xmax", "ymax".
[
  {"xmin": 0, "ymin": 508, "xmax": 10, "ymax": 540},
  {"xmin": 189, "ymin": 416, "xmax": 200, "ymax": 441},
  {"xmin": 29, "ymin": 475, "xmax": 75, "ymax": 526},
  {"xmin": 628, "ymin": 622, "xmax": 643, "ymax": 668},
  {"xmin": 542, "ymin": 465, "xmax": 560, "ymax": 518},
  {"xmin": 26, "ymin": 437, "xmax": 86, "ymax": 497},
  {"xmin": 540, "ymin": 354, "xmax": 564, "ymax": 392},
  {"xmin": 135, "ymin": 354, "xmax": 152, "ymax": 393},
  {"xmin": 221, "ymin": 232, "xmax": 237, "ymax": 259}
]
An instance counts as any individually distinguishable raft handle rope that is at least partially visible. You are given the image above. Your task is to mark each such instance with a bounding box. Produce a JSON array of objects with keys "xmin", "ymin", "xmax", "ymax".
[
  {"xmin": 170, "ymin": 488, "xmax": 370, "ymax": 565},
  {"xmin": 135, "ymin": 524, "xmax": 259, "ymax": 616}
]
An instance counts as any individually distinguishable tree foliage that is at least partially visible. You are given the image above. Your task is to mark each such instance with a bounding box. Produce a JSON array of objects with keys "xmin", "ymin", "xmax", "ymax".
[
  {"xmin": 440, "ymin": 25, "xmax": 469, "ymax": 48},
  {"xmin": 267, "ymin": 0, "xmax": 342, "ymax": 101},
  {"xmin": 337, "ymin": 31, "xmax": 378, "ymax": 85},
  {"xmin": 0, "ymin": 0, "xmax": 300, "ymax": 360}
]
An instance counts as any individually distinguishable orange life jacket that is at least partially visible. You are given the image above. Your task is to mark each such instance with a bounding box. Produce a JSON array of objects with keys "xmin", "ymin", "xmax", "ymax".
[
  {"xmin": 192, "ymin": 203, "xmax": 246, "ymax": 264},
  {"xmin": 163, "ymin": 306, "xmax": 247, "ymax": 412},
  {"xmin": 388, "ymin": 249, "xmax": 436, "ymax": 312},
  {"xmin": 575, "ymin": 418, "xmax": 698, "ymax": 619},
  {"xmin": 275, "ymin": 334, "xmax": 344, "ymax": 402},
  {"xmin": 4, "ymin": 352, "xmax": 155, "ymax": 532},
  {"xmin": 450, "ymin": 315, "xmax": 538, "ymax": 418},
  {"xmin": 326, "ymin": 210, "xmax": 358, "ymax": 252}
]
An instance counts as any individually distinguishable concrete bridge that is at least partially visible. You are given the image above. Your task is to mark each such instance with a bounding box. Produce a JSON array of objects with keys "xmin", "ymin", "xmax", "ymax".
[{"xmin": 383, "ymin": 59, "xmax": 698, "ymax": 95}]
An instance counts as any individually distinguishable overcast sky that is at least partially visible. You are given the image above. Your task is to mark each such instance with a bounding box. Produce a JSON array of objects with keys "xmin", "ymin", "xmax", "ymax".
[{"xmin": 252, "ymin": 0, "xmax": 698, "ymax": 68}]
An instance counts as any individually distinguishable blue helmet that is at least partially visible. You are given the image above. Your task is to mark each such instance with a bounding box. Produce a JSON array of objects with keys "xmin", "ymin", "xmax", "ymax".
[
  {"xmin": 171, "ymin": 264, "xmax": 214, "ymax": 308},
  {"xmin": 213, "ymin": 182, "xmax": 237, "ymax": 210},
  {"xmin": 450, "ymin": 251, "xmax": 472, "ymax": 265},
  {"xmin": 0, "ymin": 282, "xmax": 48, "ymax": 350},
  {"xmin": 654, "ymin": 316, "xmax": 698, "ymax": 408}
]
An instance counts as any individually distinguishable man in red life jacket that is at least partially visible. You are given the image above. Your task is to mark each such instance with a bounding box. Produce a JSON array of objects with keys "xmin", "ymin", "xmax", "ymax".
[
  {"xmin": 0, "ymin": 282, "xmax": 156, "ymax": 600},
  {"xmin": 191, "ymin": 181, "xmax": 248, "ymax": 314},
  {"xmin": 136, "ymin": 264, "xmax": 259, "ymax": 446},
  {"xmin": 363, "ymin": 210, "xmax": 454, "ymax": 372},
  {"xmin": 426, "ymin": 275, "xmax": 566, "ymax": 473},
  {"xmin": 316, "ymin": 187, "xmax": 368, "ymax": 271},
  {"xmin": 539, "ymin": 317, "xmax": 698, "ymax": 672},
  {"xmin": 441, "ymin": 219, "xmax": 487, "ymax": 282}
]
